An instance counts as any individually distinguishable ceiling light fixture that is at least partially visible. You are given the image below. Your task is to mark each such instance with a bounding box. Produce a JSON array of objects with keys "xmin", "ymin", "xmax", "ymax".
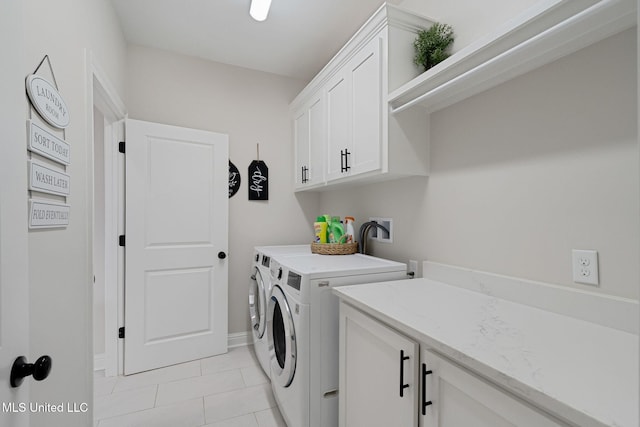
[{"xmin": 250, "ymin": 0, "xmax": 272, "ymax": 21}]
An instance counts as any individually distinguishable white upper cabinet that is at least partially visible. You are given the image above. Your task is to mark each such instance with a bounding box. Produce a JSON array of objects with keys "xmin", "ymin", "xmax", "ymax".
[
  {"xmin": 294, "ymin": 107, "xmax": 310, "ymax": 187},
  {"xmin": 325, "ymin": 71, "xmax": 350, "ymax": 182},
  {"xmin": 294, "ymin": 92, "xmax": 325, "ymax": 190},
  {"xmin": 292, "ymin": 0, "xmax": 636, "ymax": 191},
  {"xmin": 345, "ymin": 35, "xmax": 383, "ymax": 178},
  {"xmin": 326, "ymin": 35, "xmax": 383, "ymax": 182},
  {"xmin": 291, "ymin": 4, "xmax": 434, "ymax": 191}
]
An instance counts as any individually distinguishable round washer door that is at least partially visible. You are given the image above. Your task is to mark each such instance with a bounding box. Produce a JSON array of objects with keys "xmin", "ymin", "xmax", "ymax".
[
  {"xmin": 267, "ymin": 284, "xmax": 296, "ymax": 387},
  {"xmin": 249, "ymin": 267, "xmax": 267, "ymax": 339}
]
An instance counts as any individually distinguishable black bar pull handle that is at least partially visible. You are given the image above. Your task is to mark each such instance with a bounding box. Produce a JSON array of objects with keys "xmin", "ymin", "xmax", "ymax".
[
  {"xmin": 399, "ymin": 350, "xmax": 410, "ymax": 397},
  {"xmin": 422, "ymin": 363, "xmax": 433, "ymax": 415},
  {"xmin": 343, "ymin": 148, "xmax": 351, "ymax": 172}
]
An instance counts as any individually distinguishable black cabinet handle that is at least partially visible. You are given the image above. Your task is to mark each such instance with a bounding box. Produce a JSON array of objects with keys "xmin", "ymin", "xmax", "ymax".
[
  {"xmin": 11, "ymin": 355, "xmax": 52, "ymax": 388},
  {"xmin": 340, "ymin": 149, "xmax": 351, "ymax": 173},
  {"xmin": 399, "ymin": 350, "xmax": 410, "ymax": 397},
  {"xmin": 218, "ymin": 251, "xmax": 227, "ymax": 259},
  {"xmin": 422, "ymin": 363, "xmax": 433, "ymax": 414},
  {"xmin": 301, "ymin": 166, "xmax": 308, "ymax": 184}
]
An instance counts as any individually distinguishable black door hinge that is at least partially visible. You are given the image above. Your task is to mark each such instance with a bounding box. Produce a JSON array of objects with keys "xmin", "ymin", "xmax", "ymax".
[
  {"xmin": 119, "ymin": 235, "xmax": 125, "ymax": 247},
  {"xmin": 118, "ymin": 327, "xmax": 125, "ymax": 339},
  {"xmin": 118, "ymin": 141, "xmax": 125, "ymax": 154}
]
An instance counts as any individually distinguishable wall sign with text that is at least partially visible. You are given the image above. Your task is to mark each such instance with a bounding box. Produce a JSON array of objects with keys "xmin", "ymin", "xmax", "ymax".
[
  {"xmin": 28, "ymin": 161, "xmax": 70, "ymax": 197},
  {"xmin": 29, "ymin": 200, "xmax": 70, "ymax": 229},
  {"xmin": 27, "ymin": 120, "xmax": 71, "ymax": 165},
  {"xmin": 248, "ymin": 160, "xmax": 268, "ymax": 201},
  {"xmin": 25, "ymin": 75, "xmax": 70, "ymax": 129},
  {"xmin": 229, "ymin": 161, "xmax": 241, "ymax": 198},
  {"xmin": 26, "ymin": 56, "xmax": 71, "ymax": 229}
]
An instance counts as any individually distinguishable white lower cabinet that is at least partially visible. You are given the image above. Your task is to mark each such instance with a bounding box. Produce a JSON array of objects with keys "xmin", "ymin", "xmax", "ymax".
[
  {"xmin": 421, "ymin": 350, "xmax": 565, "ymax": 427},
  {"xmin": 339, "ymin": 301, "xmax": 418, "ymax": 427},
  {"xmin": 339, "ymin": 302, "xmax": 567, "ymax": 427}
]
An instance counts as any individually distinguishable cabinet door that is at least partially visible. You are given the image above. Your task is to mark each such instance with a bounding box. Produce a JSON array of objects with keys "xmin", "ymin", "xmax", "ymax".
[
  {"xmin": 308, "ymin": 94, "xmax": 324, "ymax": 185},
  {"xmin": 339, "ymin": 302, "xmax": 419, "ymax": 427},
  {"xmin": 421, "ymin": 350, "xmax": 566, "ymax": 427},
  {"xmin": 326, "ymin": 71, "xmax": 350, "ymax": 181},
  {"xmin": 294, "ymin": 93, "xmax": 325, "ymax": 189},
  {"xmin": 294, "ymin": 108, "xmax": 310, "ymax": 189},
  {"xmin": 349, "ymin": 35, "xmax": 382, "ymax": 175}
]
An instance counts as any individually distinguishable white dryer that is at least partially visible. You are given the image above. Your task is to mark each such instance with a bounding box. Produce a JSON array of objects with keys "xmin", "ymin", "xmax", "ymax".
[
  {"xmin": 249, "ymin": 245, "xmax": 310, "ymax": 378},
  {"xmin": 267, "ymin": 254, "xmax": 407, "ymax": 427}
]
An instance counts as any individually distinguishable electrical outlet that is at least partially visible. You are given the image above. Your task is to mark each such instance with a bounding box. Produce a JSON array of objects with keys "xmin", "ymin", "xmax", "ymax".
[
  {"xmin": 572, "ymin": 249, "xmax": 599, "ymax": 286},
  {"xmin": 408, "ymin": 260, "xmax": 419, "ymax": 278}
]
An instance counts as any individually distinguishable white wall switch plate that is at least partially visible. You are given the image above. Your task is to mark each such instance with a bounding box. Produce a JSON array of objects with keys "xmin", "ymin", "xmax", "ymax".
[{"xmin": 572, "ymin": 249, "xmax": 599, "ymax": 286}]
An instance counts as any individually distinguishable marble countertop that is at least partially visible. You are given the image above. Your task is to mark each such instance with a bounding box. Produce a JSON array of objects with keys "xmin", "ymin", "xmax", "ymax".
[{"xmin": 334, "ymin": 278, "xmax": 638, "ymax": 427}]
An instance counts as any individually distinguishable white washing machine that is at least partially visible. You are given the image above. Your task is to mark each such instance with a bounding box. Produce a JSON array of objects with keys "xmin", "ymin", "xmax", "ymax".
[
  {"xmin": 267, "ymin": 254, "xmax": 408, "ymax": 427},
  {"xmin": 249, "ymin": 245, "xmax": 310, "ymax": 378}
]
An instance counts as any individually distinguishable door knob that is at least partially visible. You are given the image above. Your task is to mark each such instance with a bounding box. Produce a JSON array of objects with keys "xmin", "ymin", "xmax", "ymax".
[
  {"xmin": 218, "ymin": 251, "xmax": 227, "ymax": 259},
  {"xmin": 10, "ymin": 355, "xmax": 52, "ymax": 387}
]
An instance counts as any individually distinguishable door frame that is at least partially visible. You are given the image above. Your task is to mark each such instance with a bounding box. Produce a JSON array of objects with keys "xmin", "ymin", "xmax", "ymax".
[{"xmin": 85, "ymin": 50, "xmax": 127, "ymax": 377}]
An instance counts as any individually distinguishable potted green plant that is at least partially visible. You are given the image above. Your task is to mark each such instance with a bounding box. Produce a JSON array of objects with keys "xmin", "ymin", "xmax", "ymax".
[{"xmin": 413, "ymin": 23, "xmax": 454, "ymax": 71}]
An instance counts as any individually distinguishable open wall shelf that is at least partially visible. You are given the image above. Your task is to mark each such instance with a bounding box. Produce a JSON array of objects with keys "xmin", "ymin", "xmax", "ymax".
[{"xmin": 389, "ymin": 0, "xmax": 636, "ymax": 115}]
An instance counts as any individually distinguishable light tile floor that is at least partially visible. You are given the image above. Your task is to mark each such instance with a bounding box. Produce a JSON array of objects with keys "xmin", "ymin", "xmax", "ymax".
[{"xmin": 94, "ymin": 345, "xmax": 286, "ymax": 427}]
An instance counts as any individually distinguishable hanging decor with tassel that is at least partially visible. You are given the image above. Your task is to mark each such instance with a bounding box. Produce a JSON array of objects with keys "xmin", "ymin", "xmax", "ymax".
[{"xmin": 248, "ymin": 143, "xmax": 268, "ymax": 201}]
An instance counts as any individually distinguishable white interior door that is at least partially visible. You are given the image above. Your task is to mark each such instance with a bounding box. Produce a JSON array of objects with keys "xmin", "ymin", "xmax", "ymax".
[
  {"xmin": 0, "ymin": 0, "xmax": 29, "ymax": 423},
  {"xmin": 124, "ymin": 119, "xmax": 229, "ymax": 375}
]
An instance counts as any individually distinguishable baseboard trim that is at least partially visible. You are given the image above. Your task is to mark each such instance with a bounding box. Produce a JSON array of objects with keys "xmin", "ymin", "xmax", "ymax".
[
  {"xmin": 94, "ymin": 353, "xmax": 105, "ymax": 371},
  {"xmin": 228, "ymin": 331, "xmax": 251, "ymax": 348},
  {"xmin": 96, "ymin": 333, "xmax": 251, "ymax": 372}
]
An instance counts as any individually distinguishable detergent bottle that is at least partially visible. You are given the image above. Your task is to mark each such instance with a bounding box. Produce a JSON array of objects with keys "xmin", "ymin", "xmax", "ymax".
[
  {"xmin": 314, "ymin": 216, "xmax": 327, "ymax": 243},
  {"xmin": 328, "ymin": 216, "xmax": 345, "ymax": 243}
]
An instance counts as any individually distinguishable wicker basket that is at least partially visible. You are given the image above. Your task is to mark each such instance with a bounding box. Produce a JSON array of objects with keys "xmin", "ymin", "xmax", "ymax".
[{"xmin": 311, "ymin": 242, "xmax": 358, "ymax": 255}]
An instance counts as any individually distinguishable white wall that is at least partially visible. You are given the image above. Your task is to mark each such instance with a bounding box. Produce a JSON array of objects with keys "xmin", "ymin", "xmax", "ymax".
[
  {"xmin": 321, "ymin": 28, "xmax": 639, "ymax": 300},
  {"xmin": 124, "ymin": 45, "xmax": 320, "ymax": 334},
  {"xmin": 399, "ymin": 0, "xmax": 540, "ymax": 53},
  {"xmin": 22, "ymin": 0, "xmax": 127, "ymax": 426}
]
